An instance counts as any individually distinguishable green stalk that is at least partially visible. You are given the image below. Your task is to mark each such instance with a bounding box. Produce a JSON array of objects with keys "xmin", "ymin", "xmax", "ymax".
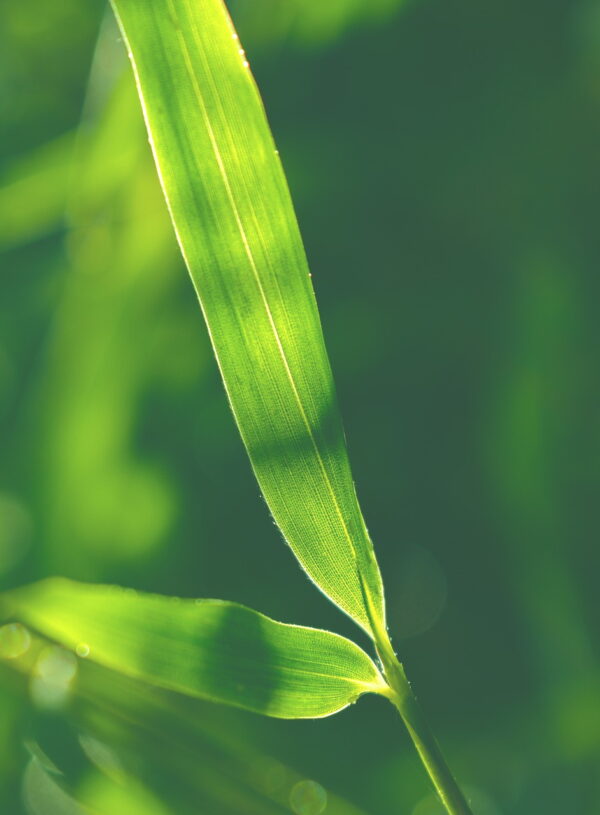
[{"xmin": 377, "ymin": 637, "xmax": 473, "ymax": 815}]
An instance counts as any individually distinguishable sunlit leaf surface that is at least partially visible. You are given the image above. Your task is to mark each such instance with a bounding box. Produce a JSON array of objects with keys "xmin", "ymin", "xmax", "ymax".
[
  {"xmin": 3, "ymin": 579, "xmax": 386, "ymax": 718},
  {"xmin": 109, "ymin": 0, "xmax": 386, "ymax": 637}
]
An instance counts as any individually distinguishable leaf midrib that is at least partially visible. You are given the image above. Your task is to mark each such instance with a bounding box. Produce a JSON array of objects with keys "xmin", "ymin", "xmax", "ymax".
[{"xmin": 164, "ymin": 0, "xmax": 365, "ymax": 600}]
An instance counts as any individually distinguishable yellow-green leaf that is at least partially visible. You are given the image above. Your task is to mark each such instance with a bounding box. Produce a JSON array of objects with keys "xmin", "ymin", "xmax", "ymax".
[
  {"xmin": 3, "ymin": 579, "xmax": 386, "ymax": 719},
  {"xmin": 108, "ymin": 0, "xmax": 386, "ymax": 637}
]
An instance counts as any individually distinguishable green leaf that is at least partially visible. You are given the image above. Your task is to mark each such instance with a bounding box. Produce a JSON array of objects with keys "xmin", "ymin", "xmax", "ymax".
[
  {"xmin": 3, "ymin": 579, "xmax": 386, "ymax": 719},
  {"xmin": 108, "ymin": 0, "xmax": 386, "ymax": 638}
]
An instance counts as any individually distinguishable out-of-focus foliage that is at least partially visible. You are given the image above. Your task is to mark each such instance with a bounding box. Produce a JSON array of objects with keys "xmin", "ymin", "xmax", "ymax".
[
  {"xmin": 1, "ymin": 0, "xmax": 600, "ymax": 813},
  {"xmin": 1, "ymin": 631, "xmax": 370, "ymax": 815},
  {"xmin": 229, "ymin": 0, "xmax": 408, "ymax": 48}
]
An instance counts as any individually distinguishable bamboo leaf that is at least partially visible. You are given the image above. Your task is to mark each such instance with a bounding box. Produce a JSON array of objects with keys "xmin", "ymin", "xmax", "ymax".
[
  {"xmin": 108, "ymin": 0, "xmax": 386, "ymax": 637},
  {"xmin": 3, "ymin": 579, "xmax": 386, "ymax": 719}
]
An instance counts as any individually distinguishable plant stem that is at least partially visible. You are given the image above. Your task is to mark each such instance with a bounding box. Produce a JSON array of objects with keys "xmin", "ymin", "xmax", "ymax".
[{"xmin": 377, "ymin": 640, "xmax": 474, "ymax": 815}]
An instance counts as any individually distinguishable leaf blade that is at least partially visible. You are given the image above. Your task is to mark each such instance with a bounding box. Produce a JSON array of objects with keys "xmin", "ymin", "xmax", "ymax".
[
  {"xmin": 3, "ymin": 579, "xmax": 386, "ymax": 719},
  {"xmin": 109, "ymin": 0, "xmax": 385, "ymax": 636}
]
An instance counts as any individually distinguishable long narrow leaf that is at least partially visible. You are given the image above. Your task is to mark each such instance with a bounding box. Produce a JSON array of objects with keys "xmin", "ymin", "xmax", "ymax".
[
  {"xmin": 109, "ymin": 0, "xmax": 386, "ymax": 637},
  {"xmin": 2, "ymin": 579, "xmax": 386, "ymax": 719}
]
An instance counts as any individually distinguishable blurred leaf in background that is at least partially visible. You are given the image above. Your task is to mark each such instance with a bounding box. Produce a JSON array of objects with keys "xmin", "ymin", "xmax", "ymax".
[{"xmin": 229, "ymin": 0, "xmax": 409, "ymax": 48}]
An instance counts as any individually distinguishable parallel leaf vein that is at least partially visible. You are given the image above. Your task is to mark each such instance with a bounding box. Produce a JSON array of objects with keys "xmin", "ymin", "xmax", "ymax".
[{"xmin": 167, "ymin": 0, "xmax": 369, "ymax": 616}]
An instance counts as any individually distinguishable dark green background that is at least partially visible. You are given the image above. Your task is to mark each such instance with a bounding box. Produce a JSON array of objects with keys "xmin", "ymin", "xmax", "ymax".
[{"xmin": 1, "ymin": 0, "xmax": 599, "ymax": 813}]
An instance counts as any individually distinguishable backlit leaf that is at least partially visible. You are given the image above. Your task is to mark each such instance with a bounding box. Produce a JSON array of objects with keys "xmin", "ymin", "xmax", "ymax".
[
  {"xmin": 3, "ymin": 578, "xmax": 386, "ymax": 719},
  {"xmin": 108, "ymin": 0, "xmax": 386, "ymax": 637}
]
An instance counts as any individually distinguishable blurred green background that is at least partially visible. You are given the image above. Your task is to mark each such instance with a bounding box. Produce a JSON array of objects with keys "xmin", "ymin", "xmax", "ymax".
[{"xmin": 1, "ymin": 0, "xmax": 599, "ymax": 813}]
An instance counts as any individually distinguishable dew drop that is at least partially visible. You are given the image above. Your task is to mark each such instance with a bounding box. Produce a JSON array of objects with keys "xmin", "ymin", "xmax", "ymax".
[
  {"xmin": 0, "ymin": 623, "xmax": 31, "ymax": 659},
  {"xmin": 30, "ymin": 647, "xmax": 78, "ymax": 709},
  {"xmin": 75, "ymin": 643, "xmax": 90, "ymax": 658},
  {"xmin": 243, "ymin": 60, "xmax": 249, "ymax": 68}
]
